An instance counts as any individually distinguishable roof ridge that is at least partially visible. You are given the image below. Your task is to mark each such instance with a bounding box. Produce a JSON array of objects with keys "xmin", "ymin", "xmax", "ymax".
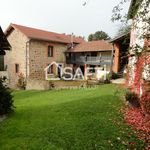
[
  {"xmin": 67, "ymin": 40, "xmax": 112, "ymax": 53},
  {"xmin": 5, "ymin": 23, "xmax": 84, "ymax": 44},
  {"xmin": 11, "ymin": 23, "xmax": 67, "ymax": 36}
]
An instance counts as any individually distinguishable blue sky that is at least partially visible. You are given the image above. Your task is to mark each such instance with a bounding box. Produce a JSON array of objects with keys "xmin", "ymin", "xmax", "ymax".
[{"xmin": 0, "ymin": 0, "xmax": 130, "ymax": 39}]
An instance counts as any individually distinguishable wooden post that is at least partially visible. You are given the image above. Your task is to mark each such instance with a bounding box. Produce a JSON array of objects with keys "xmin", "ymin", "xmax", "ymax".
[
  {"xmin": 84, "ymin": 64, "xmax": 87, "ymax": 80},
  {"xmin": 113, "ymin": 43, "xmax": 120, "ymax": 73},
  {"xmin": 110, "ymin": 44, "xmax": 114, "ymax": 76}
]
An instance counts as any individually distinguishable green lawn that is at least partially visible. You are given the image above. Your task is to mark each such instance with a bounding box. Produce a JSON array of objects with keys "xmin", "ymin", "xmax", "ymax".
[{"xmin": 0, "ymin": 84, "xmax": 145, "ymax": 150}]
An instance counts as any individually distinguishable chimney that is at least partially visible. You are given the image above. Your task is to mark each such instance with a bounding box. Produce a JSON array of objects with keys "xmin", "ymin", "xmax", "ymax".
[{"xmin": 71, "ymin": 33, "xmax": 74, "ymax": 49}]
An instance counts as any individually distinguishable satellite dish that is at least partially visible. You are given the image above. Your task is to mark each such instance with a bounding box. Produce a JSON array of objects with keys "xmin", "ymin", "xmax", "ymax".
[
  {"xmin": 82, "ymin": 2, "xmax": 87, "ymax": 6},
  {"xmin": 0, "ymin": 50, "xmax": 6, "ymax": 55}
]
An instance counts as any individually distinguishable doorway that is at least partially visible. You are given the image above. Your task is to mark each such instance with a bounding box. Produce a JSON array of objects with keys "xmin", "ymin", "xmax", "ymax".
[{"xmin": 57, "ymin": 64, "xmax": 62, "ymax": 78}]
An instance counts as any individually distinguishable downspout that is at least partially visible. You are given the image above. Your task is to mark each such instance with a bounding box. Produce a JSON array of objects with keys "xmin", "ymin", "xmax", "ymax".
[{"xmin": 25, "ymin": 40, "xmax": 30, "ymax": 80}]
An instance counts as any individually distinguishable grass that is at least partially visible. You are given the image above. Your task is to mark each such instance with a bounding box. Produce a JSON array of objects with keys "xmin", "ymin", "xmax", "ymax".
[{"xmin": 0, "ymin": 84, "xmax": 145, "ymax": 150}]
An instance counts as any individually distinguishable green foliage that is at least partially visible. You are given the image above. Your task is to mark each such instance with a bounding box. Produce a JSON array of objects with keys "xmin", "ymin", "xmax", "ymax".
[
  {"xmin": 127, "ymin": 0, "xmax": 143, "ymax": 19},
  {"xmin": 110, "ymin": 72, "xmax": 120, "ymax": 79},
  {"xmin": 117, "ymin": 24, "xmax": 131, "ymax": 35},
  {"xmin": 111, "ymin": 0, "xmax": 129, "ymax": 23},
  {"xmin": 88, "ymin": 31, "xmax": 111, "ymax": 41},
  {"xmin": 0, "ymin": 79, "xmax": 14, "ymax": 115},
  {"xmin": 0, "ymin": 85, "xmax": 145, "ymax": 149},
  {"xmin": 112, "ymin": 0, "xmax": 150, "ymax": 38},
  {"xmin": 17, "ymin": 73, "xmax": 26, "ymax": 90},
  {"xmin": 125, "ymin": 90, "xmax": 140, "ymax": 108}
]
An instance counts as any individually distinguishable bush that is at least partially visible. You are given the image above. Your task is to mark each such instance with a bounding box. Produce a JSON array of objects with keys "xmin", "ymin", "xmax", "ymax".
[
  {"xmin": 0, "ymin": 79, "xmax": 14, "ymax": 115},
  {"xmin": 111, "ymin": 72, "xmax": 120, "ymax": 79},
  {"xmin": 125, "ymin": 91, "xmax": 140, "ymax": 108},
  {"xmin": 17, "ymin": 73, "xmax": 26, "ymax": 90}
]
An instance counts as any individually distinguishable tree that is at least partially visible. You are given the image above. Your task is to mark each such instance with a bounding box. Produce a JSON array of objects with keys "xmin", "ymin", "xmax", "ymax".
[
  {"xmin": 88, "ymin": 31, "xmax": 111, "ymax": 41},
  {"xmin": 0, "ymin": 79, "xmax": 14, "ymax": 115},
  {"xmin": 112, "ymin": 0, "xmax": 149, "ymax": 40},
  {"xmin": 117, "ymin": 24, "xmax": 131, "ymax": 36}
]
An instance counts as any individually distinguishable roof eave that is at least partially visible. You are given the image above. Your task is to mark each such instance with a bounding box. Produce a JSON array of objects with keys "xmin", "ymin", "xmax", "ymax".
[
  {"xmin": 66, "ymin": 49, "xmax": 112, "ymax": 53},
  {"xmin": 127, "ymin": 0, "xmax": 143, "ymax": 19},
  {"xmin": 29, "ymin": 36, "xmax": 74, "ymax": 44},
  {"xmin": 0, "ymin": 26, "xmax": 11, "ymax": 50},
  {"xmin": 109, "ymin": 32, "xmax": 130, "ymax": 43},
  {"xmin": 127, "ymin": 0, "xmax": 134, "ymax": 19}
]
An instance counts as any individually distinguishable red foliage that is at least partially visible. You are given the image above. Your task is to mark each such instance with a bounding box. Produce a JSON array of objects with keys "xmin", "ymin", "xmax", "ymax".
[
  {"xmin": 124, "ymin": 42, "xmax": 150, "ymax": 149},
  {"xmin": 125, "ymin": 53, "xmax": 150, "ymax": 134},
  {"xmin": 125, "ymin": 108, "xmax": 150, "ymax": 133},
  {"xmin": 141, "ymin": 92, "xmax": 150, "ymax": 114},
  {"xmin": 132, "ymin": 55, "xmax": 145, "ymax": 94},
  {"xmin": 130, "ymin": 53, "xmax": 150, "ymax": 94}
]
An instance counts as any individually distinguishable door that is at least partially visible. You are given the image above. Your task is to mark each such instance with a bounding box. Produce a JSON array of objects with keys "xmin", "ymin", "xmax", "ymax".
[{"xmin": 57, "ymin": 64, "xmax": 62, "ymax": 78}]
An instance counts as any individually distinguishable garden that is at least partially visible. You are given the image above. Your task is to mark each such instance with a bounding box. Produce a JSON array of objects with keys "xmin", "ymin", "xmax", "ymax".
[{"xmin": 0, "ymin": 84, "xmax": 147, "ymax": 150}]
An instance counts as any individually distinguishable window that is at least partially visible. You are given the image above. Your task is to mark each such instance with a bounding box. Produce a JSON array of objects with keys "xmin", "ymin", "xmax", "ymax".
[
  {"xmin": 48, "ymin": 46, "xmax": 53, "ymax": 57},
  {"xmin": 47, "ymin": 64, "xmax": 53, "ymax": 74},
  {"xmin": 89, "ymin": 65, "xmax": 95, "ymax": 73},
  {"xmin": 15, "ymin": 64, "xmax": 19, "ymax": 73}
]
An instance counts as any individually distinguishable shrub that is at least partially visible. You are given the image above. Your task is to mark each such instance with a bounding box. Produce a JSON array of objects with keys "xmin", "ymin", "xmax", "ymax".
[
  {"xmin": 17, "ymin": 73, "xmax": 26, "ymax": 90},
  {"xmin": 125, "ymin": 91, "xmax": 140, "ymax": 108},
  {"xmin": 0, "ymin": 79, "xmax": 14, "ymax": 115},
  {"xmin": 103, "ymin": 79, "xmax": 111, "ymax": 84},
  {"xmin": 110, "ymin": 72, "xmax": 120, "ymax": 80}
]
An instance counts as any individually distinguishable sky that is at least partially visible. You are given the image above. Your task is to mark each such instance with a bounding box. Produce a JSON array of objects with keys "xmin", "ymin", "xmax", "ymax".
[{"xmin": 0, "ymin": 0, "xmax": 130, "ymax": 39}]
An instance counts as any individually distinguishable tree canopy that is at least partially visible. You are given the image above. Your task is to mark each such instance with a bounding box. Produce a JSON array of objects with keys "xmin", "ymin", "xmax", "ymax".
[
  {"xmin": 116, "ymin": 24, "xmax": 131, "ymax": 36},
  {"xmin": 88, "ymin": 31, "xmax": 111, "ymax": 41}
]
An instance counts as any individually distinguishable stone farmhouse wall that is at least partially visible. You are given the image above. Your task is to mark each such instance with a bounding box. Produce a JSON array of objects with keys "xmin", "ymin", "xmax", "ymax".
[
  {"xmin": 29, "ymin": 40, "xmax": 68, "ymax": 80},
  {"xmin": 4, "ymin": 29, "xmax": 29, "ymax": 88},
  {"xmin": 4, "ymin": 28, "xmax": 68, "ymax": 89},
  {"xmin": 128, "ymin": 0, "xmax": 150, "ymax": 95}
]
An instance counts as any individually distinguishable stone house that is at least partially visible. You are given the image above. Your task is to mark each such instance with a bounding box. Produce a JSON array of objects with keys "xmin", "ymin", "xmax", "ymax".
[
  {"xmin": 3, "ymin": 23, "xmax": 123, "ymax": 89},
  {"xmin": 4, "ymin": 24, "xmax": 84, "ymax": 89}
]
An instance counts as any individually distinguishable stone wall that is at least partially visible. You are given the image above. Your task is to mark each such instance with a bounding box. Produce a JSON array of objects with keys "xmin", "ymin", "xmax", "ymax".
[
  {"xmin": 29, "ymin": 40, "xmax": 68, "ymax": 80},
  {"xmin": 4, "ymin": 29, "xmax": 68, "ymax": 89},
  {"xmin": 26, "ymin": 79, "xmax": 50, "ymax": 90},
  {"xmin": 4, "ymin": 29, "xmax": 29, "ymax": 88},
  {"xmin": 26, "ymin": 79, "xmax": 86, "ymax": 90}
]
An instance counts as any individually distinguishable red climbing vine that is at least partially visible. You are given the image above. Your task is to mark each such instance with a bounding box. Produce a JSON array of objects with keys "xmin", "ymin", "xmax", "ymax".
[{"xmin": 125, "ymin": 42, "xmax": 150, "ymax": 134}]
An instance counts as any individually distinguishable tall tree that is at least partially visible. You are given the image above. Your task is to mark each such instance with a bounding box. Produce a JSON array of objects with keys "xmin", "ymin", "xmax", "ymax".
[
  {"xmin": 116, "ymin": 24, "xmax": 131, "ymax": 36},
  {"xmin": 88, "ymin": 31, "xmax": 111, "ymax": 41}
]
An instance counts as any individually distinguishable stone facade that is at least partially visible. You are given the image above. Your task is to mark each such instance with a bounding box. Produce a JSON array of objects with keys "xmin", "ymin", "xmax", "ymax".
[
  {"xmin": 4, "ymin": 29, "xmax": 29, "ymax": 88},
  {"xmin": 128, "ymin": 0, "xmax": 150, "ymax": 88},
  {"xmin": 29, "ymin": 40, "xmax": 67, "ymax": 80},
  {"xmin": 4, "ymin": 25, "xmax": 114, "ymax": 90},
  {"xmin": 5, "ymin": 29, "xmax": 68, "ymax": 89}
]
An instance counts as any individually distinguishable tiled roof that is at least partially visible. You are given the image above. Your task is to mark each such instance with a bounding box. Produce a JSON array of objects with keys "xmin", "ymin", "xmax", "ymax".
[
  {"xmin": 5, "ymin": 23, "xmax": 84, "ymax": 44},
  {"xmin": 67, "ymin": 40, "xmax": 113, "ymax": 52},
  {"xmin": 109, "ymin": 32, "xmax": 130, "ymax": 43}
]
